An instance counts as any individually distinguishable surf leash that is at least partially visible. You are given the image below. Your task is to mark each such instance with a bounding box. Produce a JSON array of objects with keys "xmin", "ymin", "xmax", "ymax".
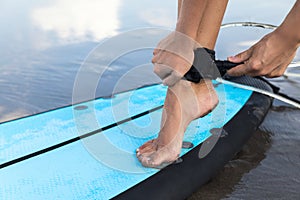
[
  {"xmin": 183, "ymin": 47, "xmax": 300, "ymax": 109},
  {"xmin": 216, "ymin": 78, "xmax": 300, "ymax": 108}
]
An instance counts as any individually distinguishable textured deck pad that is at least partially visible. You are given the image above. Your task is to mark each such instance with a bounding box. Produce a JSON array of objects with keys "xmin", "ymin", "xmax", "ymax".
[
  {"xmin": 0, "ymin": 85, "xmax": 167, "ymax": 165},
  {"xmin": 0, "ymin": 83, "xmax": 251, "ymax": 199}
]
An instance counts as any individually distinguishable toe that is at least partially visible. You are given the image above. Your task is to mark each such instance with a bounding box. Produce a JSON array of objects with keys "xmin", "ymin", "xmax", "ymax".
[
  {"xmin": 137, "ymin": 154, "xmax": 152, "ymax": 167},
  {"xmin": 138, "ymin": 139, "xmax": 154, "ymax": 150},
  {"xmin": 136, "ymin": 139, "xmax": 156, "ymax": 154},
  {"xmin": 137, "ymin": 144, "xmax": 156, "ymax": 157},
  {"xmin": 139, "ymin": 151, "xmax": 179, "ymax": 169}
]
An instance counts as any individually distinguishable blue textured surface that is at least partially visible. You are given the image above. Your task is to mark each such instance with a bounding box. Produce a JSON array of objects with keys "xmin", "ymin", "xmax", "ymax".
[{"xmin": 0, "ymin": 83, "xmax": 251, "ymax": 199}]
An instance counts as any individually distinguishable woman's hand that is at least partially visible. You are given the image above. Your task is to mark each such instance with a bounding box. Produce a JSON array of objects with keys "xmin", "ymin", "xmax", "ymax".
[
  {"xmin": 152, "ymin": 31, "xmax": 198, "ymax": 86},
  {"xmin": 227, "ymin": 28, "xmax": 298, "ymax": 78}
]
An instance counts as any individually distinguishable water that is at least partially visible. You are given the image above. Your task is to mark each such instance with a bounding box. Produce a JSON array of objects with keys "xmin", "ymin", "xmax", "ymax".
[{"xmin": 1, "ymin": 0, "xmax": 300, "ymax": 199}]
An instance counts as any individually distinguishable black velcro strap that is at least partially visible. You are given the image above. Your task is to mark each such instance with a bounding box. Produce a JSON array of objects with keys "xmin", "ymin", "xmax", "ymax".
[{"xmin": 184, "ymin": 48, "xmax": 242, "ymax": 83}]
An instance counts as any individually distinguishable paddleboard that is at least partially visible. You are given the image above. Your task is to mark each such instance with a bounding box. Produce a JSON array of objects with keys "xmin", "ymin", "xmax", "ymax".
[{"xmin": 0, "ymin": 76, "xmax": 272, "ymax": 200}]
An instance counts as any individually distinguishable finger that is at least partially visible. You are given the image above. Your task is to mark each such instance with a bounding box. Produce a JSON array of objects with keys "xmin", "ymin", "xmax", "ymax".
[
  {"xmin": 153, "ymin": 48, "xmax": 159, "ymax": 56},
  {"xmin": 228, "ymin": 49, "xmax": 252, "ymax": 63},
  {"xmin": 227, "ymin": 63, "xmax": 251, "ymax": 76},
  {"xmin": 152, "ymin": 53, "xmax": 159, "ymax": 64},
  {"xmin": 156, "ymin": 37, "xmax": 167, "ymax": 50},
  {"xmin": 153, "ymin": 63, "xmax": 173, "ymax": 80},
  {"xmin": 162, "ymin": 71, "xmax": 182, "ymax": 86}
]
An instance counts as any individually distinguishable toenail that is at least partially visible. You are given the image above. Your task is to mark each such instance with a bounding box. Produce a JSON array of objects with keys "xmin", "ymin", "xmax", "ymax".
[{"xmin": 143, "ymin": 157, "xmax": 151, "ymax": 163}]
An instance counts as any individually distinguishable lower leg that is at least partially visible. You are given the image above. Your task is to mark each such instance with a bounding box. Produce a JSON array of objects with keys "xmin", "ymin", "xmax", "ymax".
[
  {"xmin": 196, "ymin": 0, "xmax": 229, "ymax": 49},
  {"xmin": 137, "ymin": 0, "xmax": 228, "ymax": 168},
  {"xmin": 137, "ymin": 79, "xmax": 218, "ymax": 168}
]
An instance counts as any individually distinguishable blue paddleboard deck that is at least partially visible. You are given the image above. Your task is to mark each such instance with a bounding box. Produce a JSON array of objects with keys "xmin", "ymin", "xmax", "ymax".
[
  {"xmin": 114, "ymin": 76, "xmax": 273, "ymax": 200},
  {"xmin": 0, "ymin": 77, "xmax": 272, "ymax": 200}
]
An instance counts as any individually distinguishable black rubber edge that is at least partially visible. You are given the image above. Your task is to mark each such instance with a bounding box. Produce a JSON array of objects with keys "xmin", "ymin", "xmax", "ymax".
[{"xmin": 112, "ymin": 79, "xmax": 272, "ymax": 200}]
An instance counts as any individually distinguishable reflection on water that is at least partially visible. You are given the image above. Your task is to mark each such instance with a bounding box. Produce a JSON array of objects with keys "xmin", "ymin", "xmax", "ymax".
[
  {"xmin": 223, "ymin": 0, "xmax": 295, "ymax": 25},
  {"xmin": 188, "ymin": 129, "xmax": 272, "ymax": 200},
  {"xmin": 0, "ymin": 0, "xmax": 300, "ymax": 199},
  {"xmin": 0, "ymin": 0, "xmax": 176, "ymax": 122},
  {"xmin": 31, "ymin": 0, "xmax": 121, "ymax": 47},
  {"xmin": 216, "ymin": 26, "xmax": 273, "ymax": 60},
  {"xmin": 189, "ymin": 104, "xmax": 300, "ymax": 200},
  {"xmin": 224, "ymin": 105, "xmax": 300, "ymax": 199}
]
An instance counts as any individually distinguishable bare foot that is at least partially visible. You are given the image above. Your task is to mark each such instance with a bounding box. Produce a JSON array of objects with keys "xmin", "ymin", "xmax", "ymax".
[{"xmin": 136, "ymin": 79, "xmax": 219, "ymax": 168}]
